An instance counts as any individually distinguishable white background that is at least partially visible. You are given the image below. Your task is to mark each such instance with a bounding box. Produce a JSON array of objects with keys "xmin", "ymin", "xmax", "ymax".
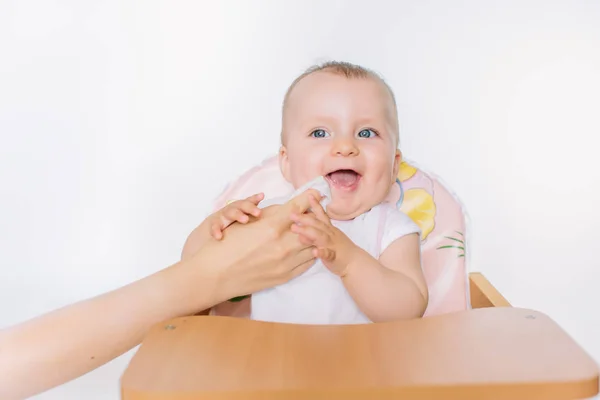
[{"xmin": 1, "ymin": 1, "xmax": 599, "ymax": 399}]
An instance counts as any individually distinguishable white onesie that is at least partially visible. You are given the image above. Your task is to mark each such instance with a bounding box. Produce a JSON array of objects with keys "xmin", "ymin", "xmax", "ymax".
[{"xmin": 250, "ymin": 176, "xmax": 421, "ymax": 325}]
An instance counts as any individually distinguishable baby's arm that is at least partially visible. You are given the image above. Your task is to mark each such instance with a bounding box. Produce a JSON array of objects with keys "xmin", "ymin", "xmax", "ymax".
[
  {"xmin": 341, "ymin": 232, "xmax": 428, "ymax": 322},
  {"xmin": 290, "ymin": 196, "xmax": 428, "ymax": 322}
]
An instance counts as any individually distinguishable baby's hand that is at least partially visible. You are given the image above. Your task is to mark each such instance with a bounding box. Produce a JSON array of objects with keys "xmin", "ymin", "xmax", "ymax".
[
  {"xmin": 289, "ymin": 194, "xmax": 357, "ymax": 276},
  {"xmin": 210, "ymin": 193, "xmax": 264, "ymax": 240}
]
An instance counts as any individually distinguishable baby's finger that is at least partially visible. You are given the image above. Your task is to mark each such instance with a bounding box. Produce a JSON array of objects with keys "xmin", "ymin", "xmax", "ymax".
[
  {"xmin": 290, "ymin": 212, "xmax": 328, "ymax": 231},
  {"xmin": 308, "ymin": 194, "xmax": 330, "ymax": 224},
  {"xmin": 210, "ymin": 222, "xmax": 224, "ymax": 240},
  {"xmin": 245, "ymin": 192, "xmax": 265, "ymax": 205},
  {"xmin": 315, "ymin": 247, "xmax": 335, "ymax": 261},
  {"xmin": 238, "ymin": 200, "xmax": 262, "ymax": 217},
  {"xmin": 224, "ymin": 207, "xmax": 250, "ymax": 224}
]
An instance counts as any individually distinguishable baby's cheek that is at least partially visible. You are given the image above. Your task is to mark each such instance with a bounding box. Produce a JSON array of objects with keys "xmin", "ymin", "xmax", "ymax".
[
  {"xmin": 290, "ymin": 166, "xmax": 318, "ymax": 188},
  {"xmin": 293, "ymin": 157, "xmax": 321, "ymax": 178},
  {"xmin": 371, "ymin": 165, "xmax": 397, "ymax": 198}
]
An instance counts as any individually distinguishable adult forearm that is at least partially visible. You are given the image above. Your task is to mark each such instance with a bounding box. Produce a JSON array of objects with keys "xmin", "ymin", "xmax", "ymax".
[
  {"xmin": 342, "ymin": 248, "xmax": 427, "ymax": 322},
  {"xmin": 0, "ymin": 261, "xmax": 216, "ymax": 400},
  {"xmin": 0, "ymin": 189, "xmax": 319, "ymax": 400}
]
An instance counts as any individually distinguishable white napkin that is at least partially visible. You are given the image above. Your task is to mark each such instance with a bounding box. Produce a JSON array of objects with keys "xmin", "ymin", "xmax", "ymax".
[{"xmin": 259, "ymin": 175, "xmax": 332, "ymax": 211}]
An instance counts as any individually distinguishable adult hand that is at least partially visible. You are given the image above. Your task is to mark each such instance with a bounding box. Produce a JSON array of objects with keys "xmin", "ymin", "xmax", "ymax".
[{"xmin": 182, "ymin": 188, "xmax": 323, "ymax": 307}]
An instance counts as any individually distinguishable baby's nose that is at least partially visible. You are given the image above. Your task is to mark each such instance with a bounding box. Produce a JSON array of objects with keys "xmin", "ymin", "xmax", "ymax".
[{"xmin": 332, "ymin": 138, "xmax": 359, "ymax": 156}]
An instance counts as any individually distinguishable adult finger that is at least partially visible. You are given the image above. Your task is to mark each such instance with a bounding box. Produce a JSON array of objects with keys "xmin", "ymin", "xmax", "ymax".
[
  {"xmin": 296, "ymin": 232, "xmax": 315, "ymax": 247},
  {"xmin": 286, "ymin": 246, "xmax": 316, "ymax": 273},
  {"xmin": 261, "ymin": 244, "xmax": 315, "ymax": 287},
  {"xmin": 288, "ymin": 257, "xmax": 316, "ymax": 281},
  {"xmin": 278, "ymin": 227, "xmax": 317, "ymax": 258},
  {"xmin": 291, "ymin": 224, "xmax": 326, "ymax": 245},
  {"xmin": 288, "ymin": 245, "xmax": 316, "ymax": 265}
]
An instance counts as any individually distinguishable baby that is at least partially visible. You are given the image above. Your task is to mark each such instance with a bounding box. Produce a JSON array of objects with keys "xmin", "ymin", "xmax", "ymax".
[{"xmin": 183, "ymin": 61, "xmax": 429, "ymax": 323}]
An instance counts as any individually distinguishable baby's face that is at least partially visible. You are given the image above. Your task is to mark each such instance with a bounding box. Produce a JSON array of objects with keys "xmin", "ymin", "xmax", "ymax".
[{"xmin": 280, "ymin": 71, "xmax": 400, "ymax": 220}]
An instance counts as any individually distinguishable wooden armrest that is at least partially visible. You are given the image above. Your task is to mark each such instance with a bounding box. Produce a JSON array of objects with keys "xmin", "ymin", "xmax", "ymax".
[
  {"xmin": 469, "ymin": 272, "xmax": 511, "ymax": 308},
  {"xmin": 121, "ymin": 308, "xmax": 599, "ymax": 400}
]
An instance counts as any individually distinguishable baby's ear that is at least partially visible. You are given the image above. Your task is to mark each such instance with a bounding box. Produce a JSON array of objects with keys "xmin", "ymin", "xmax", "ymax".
[
  {"xmin": 278, "ymin": 145, "xmax": 292, "ymax": 182},
  {"xmin": 392, "ymin": 148, "xmax": 402, "ymax": 179}
]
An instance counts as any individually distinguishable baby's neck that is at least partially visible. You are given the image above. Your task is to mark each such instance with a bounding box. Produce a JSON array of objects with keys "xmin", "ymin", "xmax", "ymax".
[{"xmin": 326, "ymin": 203, "xmax": 382, "ymax": 222}]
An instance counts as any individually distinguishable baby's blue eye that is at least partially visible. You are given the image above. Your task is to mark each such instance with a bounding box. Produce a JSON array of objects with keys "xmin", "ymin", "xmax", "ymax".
[
  {"xmin": 311, "ymin": 129, "xmax": 329, "ymax": 138},
  {"xmin": 358, "ymin": 129, "xmax": 376, "ymax": 138}
]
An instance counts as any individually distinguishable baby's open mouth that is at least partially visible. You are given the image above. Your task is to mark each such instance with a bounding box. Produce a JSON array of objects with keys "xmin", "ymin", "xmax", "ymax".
[{"xmin": 325, "ymin": 169, "xmax": 362, "ymax": 191}]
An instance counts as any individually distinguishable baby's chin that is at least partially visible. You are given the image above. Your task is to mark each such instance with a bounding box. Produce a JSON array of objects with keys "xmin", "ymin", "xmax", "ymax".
[
  {"xmin": 325, "ymin": 185, "xmax": 394, "ymax": 220},
  {"xmin": 325, "ymin": 200, "xmax": 377, "ymax": 221}
]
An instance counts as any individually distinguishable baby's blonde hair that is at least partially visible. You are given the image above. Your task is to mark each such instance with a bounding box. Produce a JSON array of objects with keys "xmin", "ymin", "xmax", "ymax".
[{"xmin": 281, "ymin": 61, "xmax": 399, "ymax": 145}]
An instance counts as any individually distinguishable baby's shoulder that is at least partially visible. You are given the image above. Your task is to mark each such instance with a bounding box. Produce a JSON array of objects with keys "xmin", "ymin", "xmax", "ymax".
[
  {"xmin": 346, "ymin": 203, "xmax": 421, "ymax": 255},
  {"xmin": 369, "ymin": 202, "xmax": 415, "ymax": 225},
  {"xmin": 373, "ymin": 202, "xmax": 421, "ymax": 246}
]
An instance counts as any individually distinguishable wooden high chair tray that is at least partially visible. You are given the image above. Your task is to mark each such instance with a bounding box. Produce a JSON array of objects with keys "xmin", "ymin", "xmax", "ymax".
[{"xmin": 121, "ymin": 307, "xmax": 599, "ymax": 400}]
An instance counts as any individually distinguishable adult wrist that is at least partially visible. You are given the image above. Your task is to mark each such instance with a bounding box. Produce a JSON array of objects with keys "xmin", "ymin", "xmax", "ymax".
[{"xmin": 156, "ymin": 256, "xmax": 222, "ymax": 317}]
